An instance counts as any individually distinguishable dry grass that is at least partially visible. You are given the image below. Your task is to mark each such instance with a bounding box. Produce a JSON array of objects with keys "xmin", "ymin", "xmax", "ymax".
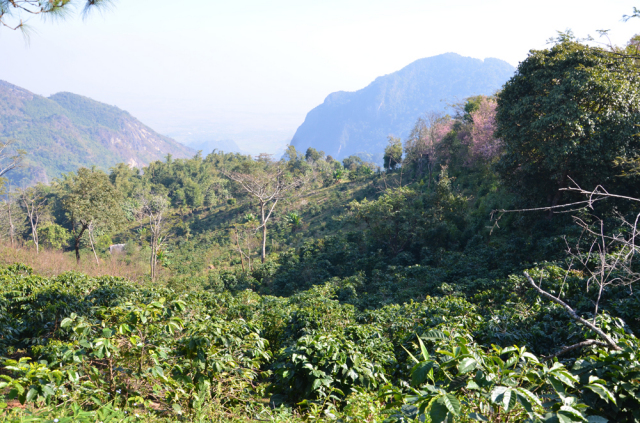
[{"xmin": 0, "ymin": 242, "xmax": 149, "ymax": 282}]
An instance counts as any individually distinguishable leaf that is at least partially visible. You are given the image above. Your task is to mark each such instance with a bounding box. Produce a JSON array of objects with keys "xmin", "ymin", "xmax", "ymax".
[
  {"xmin": 443, "ymin": 393, "xmax": 461, "ymax": 416},
  {"xmin": 552, "ymin": 370, "xmax": 578, "ymax": 387},
  {"xmin": 584, "ymin": 383, "xmax": 616, "ymax": 404},
  {"xmin": 491, "ymin": 386, "xmax": 508, "ymax": 404},
  {"xmin": 418, "ymin": 337, "xmax": 430, "ymax": 361},
  {"xmin": 586, "ymin": 416, "xmax": 608, "ymax": 423},
  {"xmin": 25, "ymin": 388, "xmax": 37, "ymax": 403},
  {"xmin": 423, "ymin": 330, "xmax": 447, "ymax": 340},
  {"xmin": 311, "ymin": 378, "xmax": 324, "ymax": 391},
  {"xmin": 468, "ymin": 412, "xmax": 489, "ymax": 421},
  {"xmin": 41, "ymin": 385, "xmax": 55, "ymax": 398},
  {"xmin": 558, "ymin": 406, "xmax": 587, "ymax": 422},
  {"xmin": 458, "ymin": 357, "xmax": 477, "ymax": 374},
  {"xmin": 522, "ymin": 352, "xmax": 540, "ymax": 363},
  {"xmin": 402, "ymin": 345, "xmax": 420, "ymax": 364},
  {"xmin": 502, "ymin": 388, "xmax": 515, "ymax": 412},
  {"xmin": 429, "ymin": 397, "xmax": 449, "ymax": 423},
  {"xmin": 516, "ymin": 387, "xmax": 543, "ymax": 410},
  {"xmin": 411, "ymin": 361, "xmax": 436, "ymax": 386}
]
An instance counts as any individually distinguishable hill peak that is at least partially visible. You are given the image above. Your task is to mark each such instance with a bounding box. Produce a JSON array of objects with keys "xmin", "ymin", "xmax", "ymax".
[
  {"xmin": 0, "ymin": 81, "xmax": 193, "ymax": 185},
  {"xmin": 291, "ymin": 54, "xmax": 515, "ymax": 162}
]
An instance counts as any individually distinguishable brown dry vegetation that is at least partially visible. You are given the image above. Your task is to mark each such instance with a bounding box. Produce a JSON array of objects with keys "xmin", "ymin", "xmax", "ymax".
[{"xmin": 0, "ymin": 242, "xmax": 148, "ymax": 282}]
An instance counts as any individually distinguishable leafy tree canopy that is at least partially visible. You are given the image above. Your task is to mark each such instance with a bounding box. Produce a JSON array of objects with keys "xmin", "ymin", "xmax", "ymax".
[{"xmin": 495, "ymin": 41, "xmax": 640, "ymax": 208}]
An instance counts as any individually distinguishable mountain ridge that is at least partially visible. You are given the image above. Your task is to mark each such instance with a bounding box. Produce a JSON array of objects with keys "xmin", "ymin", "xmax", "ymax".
[
  {"xmin": 0, "ymin": 80, "xmax": 193, "ymax": 185},
  {"xmin": 290, "ymin": 53, "xmax": 516, "ymax": 161}
]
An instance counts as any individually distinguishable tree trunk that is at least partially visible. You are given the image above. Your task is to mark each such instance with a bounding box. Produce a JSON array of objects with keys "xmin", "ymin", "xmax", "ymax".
[
  {"xmin": 75, "ymin": 226, "xmax": 86, "ymax": 264},
  {"xmin": 548, "ymin": 168, "xmax": 569, "ymax": 219},
  {"xmin": 234, "ymin": 227, "xmax": 245, "ymax": 272},
  {"xmin": 261, "ymin": 201, "xmax": 267, "ymax": 263},
  {"xmin": 7, "ymin": 202, "xmax": 14, "ymax": 248},
  {"xmin": 88, "ymin": 227, "xmax": 99, "ymax": 265},
  {"xmin": 150, "ymin": 236, "xmax": 156, "ymax": 281}
]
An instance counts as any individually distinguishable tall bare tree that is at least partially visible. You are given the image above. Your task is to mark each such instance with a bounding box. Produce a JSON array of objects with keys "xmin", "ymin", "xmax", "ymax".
[
  {"xmin": 0, "ymin": 140, "xmax": 25, "ymax": 178},
  {"xmin": 18, "ymin": 185, "xmax": 48, "ymax": 253},
  {"xmin": 138, "ymin": 193, "xmax": 169, "ymax": 281},
  {"xmin": 0, "ymin": 196, "xmax": 21, "ymax": 248},
  {"xmin": 224, "ymin": 160, "xmax": 306, "ymax": 263}
]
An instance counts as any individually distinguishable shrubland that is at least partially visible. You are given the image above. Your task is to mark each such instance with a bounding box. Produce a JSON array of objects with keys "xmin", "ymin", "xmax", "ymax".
[{"xmin": 1, "ymin": 38, "xmax": 640, "ymax": 422}]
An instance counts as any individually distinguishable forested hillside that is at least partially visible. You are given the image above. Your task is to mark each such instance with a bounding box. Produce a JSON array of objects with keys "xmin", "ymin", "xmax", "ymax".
[
  {"xmin": 1, "ymin": 38, "xmax": 640, "ymax": 423},
  {"xmin": 0, "ymin": 81, "xmax": 193, "ymax": 185}
]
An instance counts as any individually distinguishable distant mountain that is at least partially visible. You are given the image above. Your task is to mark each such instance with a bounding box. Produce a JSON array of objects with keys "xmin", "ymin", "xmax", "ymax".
[
  {"xmin": 0, "ymin": 80, "xmax": 193, "ymax": 185},
  {"xmin": 290, "ymin": 53, "xmax": 515, "ymax": 162},
  {"xmin": 187, "ymin": 139, "xmax": 243, "ymax": 155}
]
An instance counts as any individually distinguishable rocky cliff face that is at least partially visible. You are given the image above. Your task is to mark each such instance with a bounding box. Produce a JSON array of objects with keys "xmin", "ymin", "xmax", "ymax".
[
  {"xmin": 290, "ymin": 53, "xmax": 515, "ymax": 162},
  {"xmin": 0, "ymin": 80, "xmax": 193, "ymax": 184}
]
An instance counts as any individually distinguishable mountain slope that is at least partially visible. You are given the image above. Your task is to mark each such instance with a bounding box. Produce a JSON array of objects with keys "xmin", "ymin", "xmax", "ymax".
[
  {"xmin": 0, "ymin": 80, "xmax": 193, "ymax": 184},
  {"xmin": 290, "ymin": 53, "xmax": 515, "ymax": 161}
]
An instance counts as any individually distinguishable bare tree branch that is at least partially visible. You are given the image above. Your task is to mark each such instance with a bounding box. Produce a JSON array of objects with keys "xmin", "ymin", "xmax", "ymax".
[
  {"xmin": 222, "ymin": 162, "xmax": 307, "ymax": 263},
  {"xmin": 523, "ymin": 272, "xmax": 621, "ymax": 351},
  {"xmin": 543, "ymin": 339, "xmax": 610, "ymax": 361}
]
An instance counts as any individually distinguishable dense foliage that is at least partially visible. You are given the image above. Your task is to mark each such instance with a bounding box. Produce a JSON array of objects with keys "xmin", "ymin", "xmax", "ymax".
[{"xmin": 2, "ymin": 38, "xmax": 640, "ymax": 423}]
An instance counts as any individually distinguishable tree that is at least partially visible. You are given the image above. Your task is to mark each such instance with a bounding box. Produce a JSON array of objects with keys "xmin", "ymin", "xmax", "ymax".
[
  {"xmin": 403, "ymin": 112, "xmax": 452, "ymax": 184},
  {"xmin": 283, "ymin": 145, "xmax": 301, "ymax": 162},
  {"xmin": 0, "ymin": 140, "xmax": 25, "ymax": 181},
  {"xmin": 138, "ymin": 193, "xmax": 168, "ymax": 281},
  {"xmin": 0, "ymin": 195, "xmax": 23, "ymax": 247},
  {"xmin": 468, "ymin": 97, "xmax": 501, "ymax": 162},
  {"xmin": 495, "ymin": 41, "xmax": 640, "ymax": 209},
  {"xmin": 383, "ymin": 137, "xmax": 403, "ymax": 171},
  {"xmin": 1, "ymin": 0, "xmax": 112, "ymax": 32},
  {"xmin": 305, "ymin": 148, "xmax": 324, "ymax": 163},
  {"xmin": 18, "ymin": 185, "xmax": 48, "ymax": 253},
  {"xmin": 342, "ymin": 155, "xmax": 364, "ymax": 171},
  {"xmin": 61, "ymin": 168, "xmax": 124, "ymax": 263},
  {"xmin": 224, "ymin": 160, "xmax": 306, "ymax": 263}
]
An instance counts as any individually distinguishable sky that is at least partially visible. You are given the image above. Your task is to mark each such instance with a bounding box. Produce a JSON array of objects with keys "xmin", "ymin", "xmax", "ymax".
[{"xmin": 0, "ymin": 0, "xmax": 638, "ymax": 154}]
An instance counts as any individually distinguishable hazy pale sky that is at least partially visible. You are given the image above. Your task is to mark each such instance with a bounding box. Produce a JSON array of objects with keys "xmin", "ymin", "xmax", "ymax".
[{"xmin": 1, "ymin": 0, "xmax": 638, "ymax": 153}]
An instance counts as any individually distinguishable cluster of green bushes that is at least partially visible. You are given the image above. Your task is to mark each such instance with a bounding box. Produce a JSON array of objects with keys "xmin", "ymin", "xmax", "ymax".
[{"xmin": 1, "ymin": 261, "xmax": 639, "ymax": 422}]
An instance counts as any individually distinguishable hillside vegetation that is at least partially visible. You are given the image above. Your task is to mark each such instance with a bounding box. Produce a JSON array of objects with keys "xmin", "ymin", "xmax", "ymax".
[
  {"xmin": 1, "ymin": 39, "xmax": 640, "ymax": 423},
  {"xmin": 0, "ymin": 81, "xmax": 193, "ymax": 186}
]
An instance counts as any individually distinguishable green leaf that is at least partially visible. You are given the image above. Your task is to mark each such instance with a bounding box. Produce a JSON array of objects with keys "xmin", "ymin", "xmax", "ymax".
[
  {"xmin": 411, "ymin": 361, "xmax": 436, "ymax": 386},
  {"xmin": 554, "ymin": 370, "xmax": 578, "ymax": 387},
  {"xmin": 515, "ymin": 387, "xmax": 543, "ymax": 413},
  {"xmin": 429, "ymin": 397, "xmax": 449, "ymax": 423},
  {"xmin": 458, "ymin": 357, "xmax": 477, "ymax": 374},
  {"xmin": 25, "ymin": 388, "xmax": 38, "ymax": 403},
  {"xmin": 311, "ymin": 378, "xmax": 324, "ymax": 391},
  {"xmin": 502, "ymin": 388, "xmax": 515, "ymax": 412},
  {"xmin": 491, "ymin": 386, "xmax": 508, "ymax": 404},
  {"xmin": 418, "ymin": 337, "xmax": 430, "ymax": 361},
  {"xmin": 586, "ymin": 416, "xmax": 608, "ymax": 423},
  {"xmin": 42, "ymin": 385, "xmax": 55, "ymax": 397},
  {"xmin": 468, "ymin": 412, "xmax": 489, "ymax": 422},
  {"xmin": 584, "ymin": 383, "xmax": 616, "ymax": 404},
  {"xmin": 558, "ymin": 406, "xmax": 587, "ymax": 422},
  {"xmin": 423, "ymin": 330, "xmax": 447, "ymax": 340},
  {"xmin": 443, "ymin": 393, "xmax": 461, "ymax": 416}
]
